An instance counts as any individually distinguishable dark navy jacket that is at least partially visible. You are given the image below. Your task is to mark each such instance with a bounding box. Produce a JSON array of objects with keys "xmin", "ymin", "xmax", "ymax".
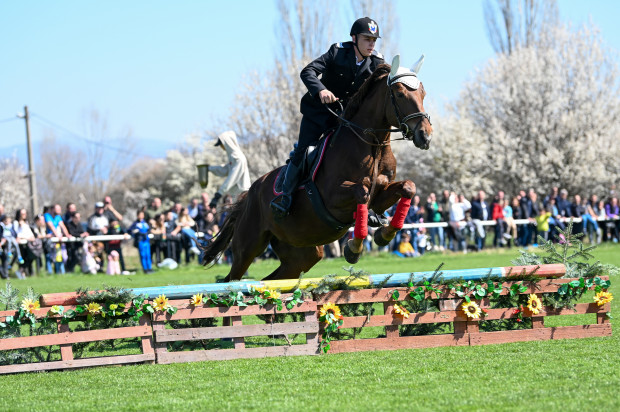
[
  {"xmin": 470, "ymin": 200, "xmax": 490, "ymax": 221},
  {"xmin": 300, "ymin": 42, "xmax": 384, "ymax": 124}
]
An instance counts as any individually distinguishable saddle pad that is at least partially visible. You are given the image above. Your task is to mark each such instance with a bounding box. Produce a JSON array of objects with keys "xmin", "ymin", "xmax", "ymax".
[{"xmin": 273, "ymin": 132, "xmax": 333, "ymax": 195}]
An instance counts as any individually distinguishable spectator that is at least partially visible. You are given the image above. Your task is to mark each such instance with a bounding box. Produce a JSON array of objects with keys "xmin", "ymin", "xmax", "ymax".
[
  {"xmin": 208, "ymin": 130, "xmax": 251, "ymax": 211},
  {"xmin": 571, "ymin": 194, "xmax": 586, "ymax": 234},
  {"xmin": 1, "ymin": 214, "xmax": 25, "ymax": 279},
  {"xmin": 87, "ymin": 202, "xmax": 109, "ymax": 236},
  {"xmin": 535, "ymin": 206, "xmax": 552, "ymax": 242},
  {"xmin": 491, "ymin": 195, "xmax": 507, "ymax": 247},
  {"xmin": 605, "ymin": 197, "xmax": 619, "ymax": 242},
  {"xmin": 14, "ymin": 208, "xmax": 39, "ymax": 277},
  {"xmin": 102, "ymin": 196, "xmax": 123, "ymax": 224},
  {"xmin": 470, "ymin": 190, "xmax": 490, "ymax": 251},
  {"xmin": 32, "ymin": 214, "xmax": 50, "ymax": 273},
  {"xmin": 502, "ymin": 198, "xmax": 517, "ymax": 245},
  {"xmin": 544, "ymin": 186, "xmax": 559, "ymax": 208},
  {"xmin": 395, "ymin": 231, "xmax": 415, "ymax": 257},
  {"xmin": 146, "ymin": 197, "xmax": 167, "ymax": 223},
  {"xmin": 66, "ymin": 212, "xmax": 89, "ymax": 273},
  {"xmin": 547, "ymin": 197, "xmax": 565, "ymax": 241},
  {"xmin": 129, "ymin": 210, "xmax": 153, "ymax": 274},
  {"xmin": 518, "ymin": 190, "xmax": 532, "ymax": 246},
  {"xmin": 449, "ymin": 192, "xmax": 470, "ymax": 252},
  {"xmin": 556, "ymin": 189, "xmax": 572, "ymax": 219},
  {"xmin": 165, "ymin": 211, "xmax": 181, "ymax": 262},
  {"xmin": 63, "ymin": 202, "xmax": 77, "ymax": 226},
  {"xmin": 150, "ymin": 214, "xmax": 167, "ymax": 265},
  {"xmin": 187, "ymin": 198, "xmax": 200, "ymax": 219},
  {"xmin": 81, "ymin": 242, "xmax": 100, "ymax": 274},
  {"xmin": 425, "ymin": 192, "xmax": 444, "ymax": 251},
  {"xmin": 583, "ymin": 197, "xmax": 601, "ymax": 244},
  {"xmin": 176, "ymin": 207, "xmax": 201, "ymax": 257},
  {"xmin": 45, "ymin": 204, "xmax": 70, "ymax": 238},
  {"xmin": 106, "ymin": 218, "xmax": 127, "ymax": 273}
]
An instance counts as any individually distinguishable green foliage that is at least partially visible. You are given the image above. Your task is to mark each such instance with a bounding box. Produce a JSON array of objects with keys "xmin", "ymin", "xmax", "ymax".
[{"xmin": 0, "ymin": 282, "xmax": 20, "ymax": 310}]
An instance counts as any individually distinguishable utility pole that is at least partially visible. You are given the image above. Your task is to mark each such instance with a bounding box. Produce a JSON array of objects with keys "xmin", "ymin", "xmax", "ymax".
[{"xmin": 23, "ymin": 106, "xmax": 39, "ymax": 217}]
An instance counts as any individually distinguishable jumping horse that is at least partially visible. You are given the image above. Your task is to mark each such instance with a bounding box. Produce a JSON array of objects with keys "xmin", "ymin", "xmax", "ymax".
[{"xmin": 201, "ymin": 55, "xmax": 433, "ymax": 281}]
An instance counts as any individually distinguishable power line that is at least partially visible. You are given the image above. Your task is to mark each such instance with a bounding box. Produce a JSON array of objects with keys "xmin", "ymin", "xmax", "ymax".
[
  {"xmin": 0, "ymin": 116, "xmax": 18, "ymax": 124},
  {"xmin": 30, "ymin": 113, "xmax": 141, "ymax": 156}
]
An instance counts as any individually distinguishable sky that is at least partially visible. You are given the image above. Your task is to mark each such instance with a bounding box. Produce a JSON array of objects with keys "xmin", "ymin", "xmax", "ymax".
[{"xmin": 0, "ymin": 0, "xmax": 618, "ymax": 160}]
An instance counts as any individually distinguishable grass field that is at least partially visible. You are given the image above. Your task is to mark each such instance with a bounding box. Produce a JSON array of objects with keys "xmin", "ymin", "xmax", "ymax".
[{"xmin": 0, "ymin": 245, "xmax": 618, "ymax": 411}]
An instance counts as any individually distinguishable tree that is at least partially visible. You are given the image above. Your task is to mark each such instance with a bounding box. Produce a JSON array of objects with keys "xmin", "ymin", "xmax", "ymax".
[
  {"xmin": 458, "ymin": 23, "xmax": 620, "ymax": 195},
  {"xmin": 484, "ymin": 0, "xmax": 558, "ymax": 55},
  {"xmin": 0, "ymin": 154, "xmax": 30, "ymax": 215}
]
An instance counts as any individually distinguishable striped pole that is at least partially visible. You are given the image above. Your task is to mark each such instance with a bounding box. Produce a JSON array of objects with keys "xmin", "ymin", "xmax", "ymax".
[{"xmin": 40, "ymin": 264, "xmax": 565, "ymax": 306}]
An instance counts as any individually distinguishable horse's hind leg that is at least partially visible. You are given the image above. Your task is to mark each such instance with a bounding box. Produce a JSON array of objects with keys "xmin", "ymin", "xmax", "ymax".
[
  {"xmin": 262, "ymin": 239, "xmax": 323, "ymax": 281},
  {"xmin": 224, "ymin": 230, "xmax": 271, "ymax": 282}
]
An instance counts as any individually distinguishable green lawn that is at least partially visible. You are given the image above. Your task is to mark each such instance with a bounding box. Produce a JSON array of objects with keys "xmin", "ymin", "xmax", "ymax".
[{"xmin": 1, "ymin": 245, "xmax": 618, "ymax": 411}]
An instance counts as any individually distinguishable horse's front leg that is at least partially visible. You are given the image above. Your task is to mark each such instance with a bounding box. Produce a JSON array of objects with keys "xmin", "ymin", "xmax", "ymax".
[
  {"xmin": 370, "ymin": 179, "xmax": 417, "ymax": 247},
  {"xmin": 342, "ymin": 182, "xmax": 370, "ymax": 264}
]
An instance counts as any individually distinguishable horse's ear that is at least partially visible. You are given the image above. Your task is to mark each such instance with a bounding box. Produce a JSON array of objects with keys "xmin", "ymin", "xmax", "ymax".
[
  {"xmin": 389, "ymin": 55, "xmax": 400, "ymax": 80},
  {"xmin": 411, "ymin": 54, "xmax": 425, "ymax": 74}
]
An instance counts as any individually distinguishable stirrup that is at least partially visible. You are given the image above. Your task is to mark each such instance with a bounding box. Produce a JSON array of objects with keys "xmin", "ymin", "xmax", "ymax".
[{"xmin": 270, "ymin": 195, "xmax": 291, "ymax": 219}]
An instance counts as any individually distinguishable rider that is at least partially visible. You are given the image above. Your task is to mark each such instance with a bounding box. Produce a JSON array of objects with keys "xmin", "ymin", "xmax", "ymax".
[{"xmin": 270, "ymin": 17, "xmax": 385, "ymax": 218}]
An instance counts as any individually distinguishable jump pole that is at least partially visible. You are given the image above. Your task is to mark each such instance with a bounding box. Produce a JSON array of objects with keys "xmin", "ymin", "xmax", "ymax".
[{"xmin": 40, "ymin": 264, "xmax": 565, "ymax": 306}]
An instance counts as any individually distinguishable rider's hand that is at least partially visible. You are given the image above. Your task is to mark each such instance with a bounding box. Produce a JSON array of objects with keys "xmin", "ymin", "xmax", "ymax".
[{"xmin": 318, "ymin": 89, "xmax": 338, "ymax": 104}]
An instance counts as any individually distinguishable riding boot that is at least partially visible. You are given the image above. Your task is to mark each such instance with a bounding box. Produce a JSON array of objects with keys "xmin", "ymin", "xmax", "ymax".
[{"xmin": 270, "ymin": 162, "xmax": 302, "ymax": 219}]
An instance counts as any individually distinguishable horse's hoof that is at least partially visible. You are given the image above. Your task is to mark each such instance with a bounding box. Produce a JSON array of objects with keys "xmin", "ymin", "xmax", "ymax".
[
  {"xmin": 373, "ymin": 228, "xmax": 391, "ymax": 247},
  {"xmin": 343, "ymin": 243, "xmax": 361, "ymax": 264}
]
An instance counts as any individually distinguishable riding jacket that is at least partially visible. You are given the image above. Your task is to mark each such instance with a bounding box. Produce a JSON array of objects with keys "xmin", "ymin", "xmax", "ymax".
[{"xmin": 300, "ymin": 42, "xmax": 384, "ymax": 122}]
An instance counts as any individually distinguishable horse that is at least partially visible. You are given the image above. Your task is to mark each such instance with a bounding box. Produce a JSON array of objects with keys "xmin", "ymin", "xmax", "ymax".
[{"xmin": 201, "ymin": 55, "xmax": 433, "ymax": 281}]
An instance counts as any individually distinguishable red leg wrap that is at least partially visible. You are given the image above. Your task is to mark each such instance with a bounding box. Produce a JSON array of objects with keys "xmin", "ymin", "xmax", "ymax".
[
  {"xmin": 390, "ymin": 197, "xmax": 411, "ymax": 229},
  {"xmin": 353, "ymin": 204, "xmax": 368, "ymax": 239}
]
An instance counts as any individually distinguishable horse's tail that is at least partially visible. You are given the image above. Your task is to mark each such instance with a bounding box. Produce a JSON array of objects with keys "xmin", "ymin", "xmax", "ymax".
[{"xmin": 199, "ymin": 192, "xmax": 247, "ymax": 266}]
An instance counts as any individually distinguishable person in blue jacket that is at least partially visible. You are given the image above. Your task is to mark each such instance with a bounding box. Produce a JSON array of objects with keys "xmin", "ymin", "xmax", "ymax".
[{"xmin": 129, "ymin": 210, "xmax": 153, "ymax": 273}]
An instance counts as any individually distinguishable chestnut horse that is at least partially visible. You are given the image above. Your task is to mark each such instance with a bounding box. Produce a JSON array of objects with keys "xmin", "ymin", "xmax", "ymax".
[{"xmin": 201, "ymin": 55, "xmax": 433, "ymax": 281}]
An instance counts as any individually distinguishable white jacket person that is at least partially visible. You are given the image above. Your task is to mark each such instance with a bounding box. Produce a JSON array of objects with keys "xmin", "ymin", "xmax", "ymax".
[{"xmin": 208, "ymin": 131, "xmax": 251, "ymax": 208}]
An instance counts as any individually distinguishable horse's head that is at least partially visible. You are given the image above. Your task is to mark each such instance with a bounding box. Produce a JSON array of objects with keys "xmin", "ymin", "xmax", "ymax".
[{"xmin": 386, "ymin": 55, "xmax": 433, "ymax": 150}]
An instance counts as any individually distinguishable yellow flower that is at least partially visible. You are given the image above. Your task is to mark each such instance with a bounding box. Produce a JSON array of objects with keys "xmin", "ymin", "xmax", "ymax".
[
  {"xmin": 462, "ymin": 301, "xmax": 482, "ymax": 319},
  {"xmin": 190, "ymin": 293, "xmax": 204, "ymax": 306},
  {"xmin": 21, "ymin": 298, "xmax": 40, "ymax": 314},
  {"xmin": 87, "ymin": 302, "xmax": 102, "ymax": 315},
  {"xmin": 251, "ymin": 285, "xmax": 266, "ymax": 294},
  {"xmin": 527, "ymin": 294, "xmax": 542, "ymax": 315},
  {"xmin": 153, "ymin": 294, "xmax": 170, "ymax": 312},
  {"xmin": 266, "ymin": 289, "xmax": 280, "ymax": 300},
  {"xmin": 393, "ymin": 303, "xmax": 410, "ymax": 319},
  {"xmin": 319, "ymin": 303, "xmax": 342, "ymax": 324},
  {"xmin": 109, "ymin": 304, "xmax": 118, "ymax": 310},
  {"xmin": 593, "ymin": 291, "xmax": 614, "ymax": 306}
]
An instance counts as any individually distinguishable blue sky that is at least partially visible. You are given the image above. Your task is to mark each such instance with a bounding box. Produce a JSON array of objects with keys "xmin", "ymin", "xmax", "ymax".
[{"xmin": 0, "ymin": 0, "xmax": 618, "ymax": 158}]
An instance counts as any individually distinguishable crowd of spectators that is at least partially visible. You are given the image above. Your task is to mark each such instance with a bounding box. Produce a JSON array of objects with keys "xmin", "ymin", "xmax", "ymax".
[{"xmin": 1, "ymin": 186, "xmax": 619, "ymax": 278}]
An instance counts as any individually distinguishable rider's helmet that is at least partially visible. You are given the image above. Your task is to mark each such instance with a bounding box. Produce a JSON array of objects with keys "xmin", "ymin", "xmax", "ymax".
[{"xmin": 350, "ymin": 17, "xmax": 381, "ymax": 38}]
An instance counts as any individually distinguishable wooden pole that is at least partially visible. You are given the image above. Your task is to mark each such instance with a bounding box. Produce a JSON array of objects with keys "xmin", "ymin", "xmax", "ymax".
[{"xmin": 23, "ymin": 106, "xmax": 39, "ymax": 217}]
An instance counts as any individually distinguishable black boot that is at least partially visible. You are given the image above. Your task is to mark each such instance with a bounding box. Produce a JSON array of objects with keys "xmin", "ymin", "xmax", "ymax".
[{"xmin": 270, "ymin": 162, "xmax": 302, "ymax": 219}]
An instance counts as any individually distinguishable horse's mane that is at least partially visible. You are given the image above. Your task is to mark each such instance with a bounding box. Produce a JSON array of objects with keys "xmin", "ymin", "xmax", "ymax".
[{"xmin": 343, "ymin": 63, "xmax": 391, "ymax": 119}]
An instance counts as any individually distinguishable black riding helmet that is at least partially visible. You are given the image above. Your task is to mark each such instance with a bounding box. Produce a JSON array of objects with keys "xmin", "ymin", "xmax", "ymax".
[{"xmin": 350, "ymin": 17, "xmax": 381, "ymax": 38}]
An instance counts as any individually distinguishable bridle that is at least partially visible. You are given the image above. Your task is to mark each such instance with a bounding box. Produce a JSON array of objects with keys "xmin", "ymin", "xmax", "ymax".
[{"xmin": 326, "ymin": 72, "xmax": 431, "ymax": 146}]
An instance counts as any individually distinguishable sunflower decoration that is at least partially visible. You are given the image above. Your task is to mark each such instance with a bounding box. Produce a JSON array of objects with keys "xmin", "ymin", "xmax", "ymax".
[
  {"xmin": 153, "ymin": 294, "xmax": 171, "ymax": 312},
  {"xmin": 21, "ymin": 298, "xmax": 40, "ymax": 314},
  {"xmin": 87, "ymin": 302, "xmax": 102, "ymax": 315},
  {"xmin": 190, "ymin": 293, "xmax": 204, "ymax": 306},
  {"xmin": 393, "ymin": 303, "xmax": 410, "ymax": 319},
  {"xmin": 319, "ymin": 302, "xmax": 343, "ymax": 325},
  {"xmin": 265, "ymin": 289, "xmax": 281, "ymax": 300},
  {"xmin": 527, "ymin": 294, "xmax": 542, "ymax": 315},
  {"xmin": 461, "ymin": 300, "xmax": 482, "ymax": 320},
  {"xmin": 593, "ymin": 291, "xmax": 614, "ymax": 306}
]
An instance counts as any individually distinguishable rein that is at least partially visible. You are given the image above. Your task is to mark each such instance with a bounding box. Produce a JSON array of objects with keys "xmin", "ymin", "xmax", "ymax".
[{"xmin": 325, "ymin": 72, "xmax": 431, "ymax": 147}]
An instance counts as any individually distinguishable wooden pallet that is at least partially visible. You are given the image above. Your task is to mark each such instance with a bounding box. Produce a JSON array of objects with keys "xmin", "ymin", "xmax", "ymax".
[
  {"xmin": 151, "ymin": 299, "xmax": 319, "ymax": 364},
  {"xmin": 0, "ymin": 306, "xmax": 155, "ymax": 374}
]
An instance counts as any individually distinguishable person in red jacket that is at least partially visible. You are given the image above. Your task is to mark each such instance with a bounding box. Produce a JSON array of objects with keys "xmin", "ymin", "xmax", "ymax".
[{"xmin": 491, "ymin": 193, "xmax": 507, "ymax": 247}]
